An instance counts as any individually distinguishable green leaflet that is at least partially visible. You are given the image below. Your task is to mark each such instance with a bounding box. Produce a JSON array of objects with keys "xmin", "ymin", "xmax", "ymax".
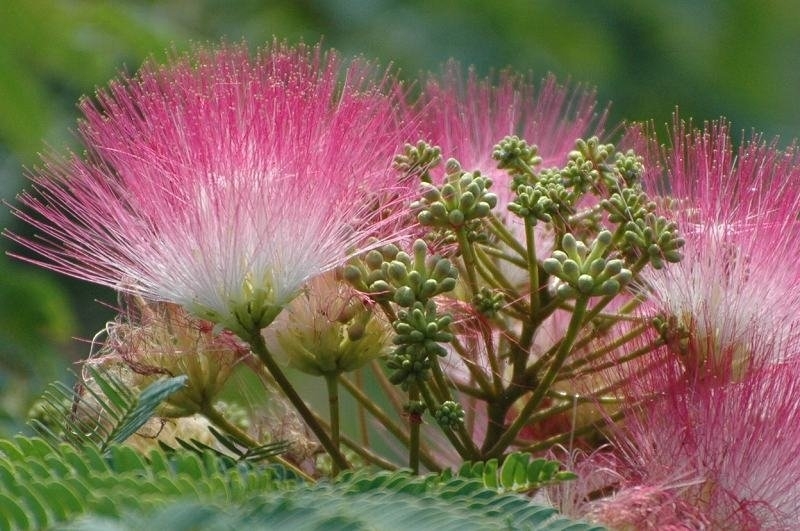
[
  {"xmin": 29, "ymin": 367, "xmax": 187, "ymax": 451},
  {"xmin": 457, "ymin": 452, "xmax": 578, "ymax": 494}
]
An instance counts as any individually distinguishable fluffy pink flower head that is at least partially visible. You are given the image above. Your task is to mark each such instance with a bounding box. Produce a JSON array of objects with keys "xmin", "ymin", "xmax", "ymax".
[
  {"xmin": 605, "ymin": 352, "xmax": 800, "ymax": 529},
  {"xmin": 6, "ymin": 42, "xmax": 413, "ymax": 338},
  {"xmin": 420, "ymin": 63, "xmax": 606, "ymax": 204},
  {"xmin": 632, "ymin": 120, "xmax": 800, "ymax": 375}
]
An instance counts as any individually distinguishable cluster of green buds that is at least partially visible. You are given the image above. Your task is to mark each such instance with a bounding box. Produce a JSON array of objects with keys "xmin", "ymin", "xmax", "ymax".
[
  {"xmin": 434, "ymin": 400, "xmax": 466, "ymax": 429},
  {"xmin": 393, "ymin": 140, "xmax": 443, "ymax": 183},
  {"xmin": 622, "ymin": 213, "xmax": 684, "ymax": 269},
  {"xmin": 597, "ymin": 181, "xmax": 684, "ymax": 269},
  {"xmin": 344, "ymin": 240, "xmax": 458, "ymax": 307},
  {"xmin": 561, "ymin": 137, "xmax": 617, "ymax": 193},
  {"xmin": 474, "ymin": 286, "xmax": 505, "ymax": 318},
  {"xmin": 601, "ymin": 186, "xmax": 657, "ymax": 224},
  {"xmin": 614, "ymin": 149, "xmax": 645, "ymax": 186},
  {"xmin": 411, "ymin": 159, "xmax": 498, "ymax": 229},
  {"xmin": 491, "ymin": 135, "xmax": 542, "ymax": 182},
  {"xmin": 543, "ymin": 231, "xmax": 632, "ymax": 299},
  {"xmin": 508, "ymin": 167, "xmax": 576, "ymax": 226},
  {"xmin": 388, "ymin": 300, "xmax": 453, "ymax": 387},
  {"xmin": 346, "ymin": 239, "xmax": 458, "ymax": 388},
  {"xmin": 496, "ymin": 136, "xmax": 649, "ymax": 237}
]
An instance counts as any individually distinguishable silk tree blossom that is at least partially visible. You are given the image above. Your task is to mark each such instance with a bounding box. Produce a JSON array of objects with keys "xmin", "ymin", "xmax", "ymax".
[
  {"xmin": 421, "ymin": 63, "xmax": 606, "ymax": 195},
  {"xmin": 630, "ymin": 120, "xmax": 800, "ymax": 375},
  {"xmin": 595, "ymin": 351, "xmax": 800, "ymax": 529},
  {"xmin": 6, "ymin": 42, "xmax": 413, "ymax": 338},
  {"xmin": 415, "ymin": 66, "xmax": 607, "ymax": 295}
]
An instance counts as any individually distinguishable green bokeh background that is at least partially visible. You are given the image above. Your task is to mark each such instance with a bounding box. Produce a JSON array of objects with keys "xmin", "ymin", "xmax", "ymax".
[{"xmin": 2, "ymin": 0, "xmax": 798, "ymax": 434}]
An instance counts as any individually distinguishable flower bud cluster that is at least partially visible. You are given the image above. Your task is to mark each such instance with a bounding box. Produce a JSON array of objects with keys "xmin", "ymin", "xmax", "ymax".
[
  {"xmin": 491, "ymin": 135, "xmax": 542, "ymax": 179},
  {"xmin": 388, "ymin": 300, "xmax": 454, "ymax": 388},
  {"xmin": 543, "ymin": 231, "xmax": 632, "ymax": 298},
  {"xmin": 508, "ymin": 169, "xmax": 574, "ymax": 225},
  {"xmin": 561, "ymin": 137, "xmax": 617, "ymax": 192},
  {"xmin": 622, "ymin": 213, "xmax": 685, "ymax": 269},
  {"xmin": 474, "ymin": 287, "xmax": 505, "ymax": 317},
  {"xmin": 346, "ymin": 239, "xmax": 457, "ymax": 388},
  {"xmin": 345, "ymin": 240, "xmax": 458, "ymax": 307},
  {"xmin": 434, "ymin": 400, "xmax": 465, "ymax": 428},
  {"xmin": 601, "ymin": 187, "xmax": 656, "ymax": 224},
  {"xmin": 614, "ymin": 149, "xmax": 645, "ymax": 186},
  {"xmin": 392, "ymin": 140, "xmax": 442, "ymax": 183},
  {"xmin": 412, "ymin": 160, "xmax": 498, "ymax": 229}
]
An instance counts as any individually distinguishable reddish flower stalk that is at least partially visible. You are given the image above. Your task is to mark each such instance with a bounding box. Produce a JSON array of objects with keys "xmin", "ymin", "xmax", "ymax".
[{"xmin": 6, "ymin": 41, "xmax": 413, "ymax": 336}]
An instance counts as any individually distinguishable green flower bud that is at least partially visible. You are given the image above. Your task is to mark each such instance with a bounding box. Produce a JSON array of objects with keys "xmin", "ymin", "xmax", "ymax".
[
  {"xmin": 577, "ymin": 274, "xmax": 595, "ymax": 294},
  {"xmin": 265, "ymin": 274, "xmax": 390, "ymax": 377}
]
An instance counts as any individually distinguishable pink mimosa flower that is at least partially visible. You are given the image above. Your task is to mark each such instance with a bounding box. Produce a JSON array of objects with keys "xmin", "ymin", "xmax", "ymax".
[
  {"xmin": 6, "ymin": 42, "xmax": 412, "ymax": 337},
  {"xmin": 421, "ymin": 63, "xmax": 606, "ymax": 205},
  {"xmin": 604, "ymin": 353, "xmax": 800, "ymax": 529},
  {"xmin": 631, "ymin": 120, "xmax": 800, "ymax": 375}
]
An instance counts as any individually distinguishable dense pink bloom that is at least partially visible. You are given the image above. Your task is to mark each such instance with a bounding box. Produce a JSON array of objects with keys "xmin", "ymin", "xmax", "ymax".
[
  {"xmin": 585, "ymin": 123, "xmax": 800, "ymax": 528},
  {"xmin": 418, "ymin": 63, "xmax": 606, "ymax": 208},
  {"xmin": 7, "ymin": 42, "xmax": 412, "ymax": 335},
  {"xmin": 632, "ymin": 120, "xmax": 800, "ymax": 374},
  {"xmin": 599, "ymin": 354, "xmax": 800, "ymax": 529}
]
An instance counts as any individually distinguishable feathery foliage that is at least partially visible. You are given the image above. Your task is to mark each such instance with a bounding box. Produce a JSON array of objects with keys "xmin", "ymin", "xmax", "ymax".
[{"xmin": 0, "ymin": 436, "xmax": 604, "ymax": 530}]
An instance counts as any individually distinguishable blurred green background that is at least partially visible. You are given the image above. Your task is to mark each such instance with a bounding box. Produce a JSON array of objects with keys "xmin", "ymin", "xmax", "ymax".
[{"xmin": 2, "ymin": 0, "xmax": 799, "ymax": 434}]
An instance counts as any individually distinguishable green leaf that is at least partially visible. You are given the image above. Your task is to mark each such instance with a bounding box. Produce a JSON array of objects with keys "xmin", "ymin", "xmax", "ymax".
[
  {"xmin": 0, "ymin": 491, "xmax": 30, "ymax": 529},
  {"xmin": 30, "ymin": 367, "xmax": 187, "ymax": 452},
  {"xmin": 457, "ymin": 453, "xmax": 577, "ymax": 494},
  {"xmin": 104, "ymin": 375, "xmax": 188, "ymax": 449}
]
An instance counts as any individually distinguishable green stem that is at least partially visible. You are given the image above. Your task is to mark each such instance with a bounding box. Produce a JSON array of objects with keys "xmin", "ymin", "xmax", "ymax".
[
  {"xmin": 324, "ymin": 373, "xmax": 341, "ymax": 476},
  {"xmin": 429, "ymin": 359, "xmax": 480, "ymax": 460},
  {"xmin": 487, "ymin": 214, "xmax": 528, "ymax": 259},
  {"xmin": 559, "ymin": 322, "xmax": 651, "ymax": 375},
  {"xmin": 455, "ymin": 228, "xmax": 480, "ymax": 297},
  {"xmin": 408, "ymin": 383, "xmax": 421, "ymax": 474},
  {"xmin": 354, "ymin": 369, "xmax": 369, "ymax": 447},
  {"xmin": 309, "ymin": 408, "xmax": 420, "ymax": 471},
  {"xmin": 338, "ymin": 432, "xmax": 400, "ymax": 470},
  {"xmin": 519, "ymin": 407, "xmax": 628, "ymax": 453},
  {"xmin": 486, "ymin": 296, "xmax": 590, "ymax": 457},
  {"xmin": 559, "ymin": 337, "xmax": 664, "ymax": 382},
  {"xmin": 524, "ymin": 219, "xmax": 540, "ymax": 317},
  {"xmin": 478, "ymin": 245, "xmax": 529, "ymax": 269},
  {"xmin": 370, "ymin": 359, "xmax": 405, "ymax": 416},
  {"xmin": 338, "ymin": 373, "xmax": 442, "ymax": 470},
  {"xmin": 246, "ymin": 332, "xmax": 349, "ymax": 472},
  {"xmin": 472, "ymin": 245, "xmax": 519, "ymax": 293},
  {"xmin": 418, "ymin": 383, "xmax": 469, "ymax": 457}
]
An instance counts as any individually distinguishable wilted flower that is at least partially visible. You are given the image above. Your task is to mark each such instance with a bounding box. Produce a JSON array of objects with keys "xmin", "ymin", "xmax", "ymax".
[
  {"xmin": 6, "ymin": 41, "xmax": 412, "ymax": 338},
  {"xmin": 87, "ymin": 296, "xmax": 252, "ymax": 417}
]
